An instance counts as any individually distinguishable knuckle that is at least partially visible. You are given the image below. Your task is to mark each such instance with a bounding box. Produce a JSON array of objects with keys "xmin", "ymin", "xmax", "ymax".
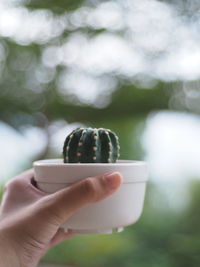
[
  {"xmin": 82, "ymin": 178, "xmax": 97, "ymax": 200},
  {"xmin": 5, "ymin": 179, "xmax": 23, "ymax": 192}
]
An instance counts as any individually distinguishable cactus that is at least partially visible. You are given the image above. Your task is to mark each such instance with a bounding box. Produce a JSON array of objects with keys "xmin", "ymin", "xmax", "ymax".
[{"xmin": 63, "ymin": 127, "xmax": 120, "ymax": 163}]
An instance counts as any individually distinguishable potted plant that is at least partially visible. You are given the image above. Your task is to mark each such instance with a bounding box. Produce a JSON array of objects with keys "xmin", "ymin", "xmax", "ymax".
[{"xmin": 34, "ymin": 127, "xmax": 148, "ymax": 234}]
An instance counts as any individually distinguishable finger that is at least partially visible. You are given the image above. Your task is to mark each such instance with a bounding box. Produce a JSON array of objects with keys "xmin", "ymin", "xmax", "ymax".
[
  {"xmin": 4, "ymin": 169, "xmax": 33, "ymax": 191},
  {"xmin": 14, "ymin": 169, "xmax": 34, "ymax": 183},
  {"xmin": 2, "ymin": 169, "xmax": 47, "ymax": 213},
  {"xmin": 17, "ymin": 169, "xmax": 49, "ymax": 197},
  {"xmin": 39, "ymin": 172, "xmax": 123, "ymax": 225}
]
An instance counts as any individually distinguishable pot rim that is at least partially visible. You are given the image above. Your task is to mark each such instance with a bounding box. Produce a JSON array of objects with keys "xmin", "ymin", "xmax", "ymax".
[
  {"xmin": 34, "ymin": 159, "xmax": 148, "ymax": 183},
  {"xmin": 34, "ymin": 159, "xmax": 147, "ymax": 167}
]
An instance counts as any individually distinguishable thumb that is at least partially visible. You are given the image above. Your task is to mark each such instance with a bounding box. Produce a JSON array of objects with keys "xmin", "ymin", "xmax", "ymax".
[{"xmin": 38, "ymin": 172, "xmax": 123, "ymax": 225}]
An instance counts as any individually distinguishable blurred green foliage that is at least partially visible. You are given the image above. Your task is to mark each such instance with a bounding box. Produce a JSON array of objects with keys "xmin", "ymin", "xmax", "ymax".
[{"xmin": 26, "ymin": 0, "xmax": 86, "ymax": 13}]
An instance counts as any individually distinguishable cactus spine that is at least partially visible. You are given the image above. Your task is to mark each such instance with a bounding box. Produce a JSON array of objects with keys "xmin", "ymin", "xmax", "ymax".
[{"xmin": 63, "ymin": 127, "xmax": 120, "ymax": 163}]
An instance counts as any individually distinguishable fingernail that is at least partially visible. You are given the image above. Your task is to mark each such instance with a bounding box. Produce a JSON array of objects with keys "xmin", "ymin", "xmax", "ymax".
[{"xmin": 104, "ymin": 172, "xmax": 122, "ymax": 190}]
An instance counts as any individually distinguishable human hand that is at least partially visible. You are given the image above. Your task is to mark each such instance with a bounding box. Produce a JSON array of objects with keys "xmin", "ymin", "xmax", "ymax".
[{"xmin": 0, "ymin": 169, "xmax": 122, "ymax": 267}]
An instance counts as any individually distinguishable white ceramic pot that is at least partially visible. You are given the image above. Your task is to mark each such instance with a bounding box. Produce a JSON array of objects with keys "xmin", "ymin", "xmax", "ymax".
[{"xmin": 33, "ymin": 159, "xmax": 148, "ymax": 234}]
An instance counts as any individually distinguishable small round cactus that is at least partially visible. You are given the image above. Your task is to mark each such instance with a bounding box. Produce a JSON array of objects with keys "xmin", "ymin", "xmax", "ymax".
[{"xmin": 63, "ymin": 127, "xmax": 120, "ymax": 163}]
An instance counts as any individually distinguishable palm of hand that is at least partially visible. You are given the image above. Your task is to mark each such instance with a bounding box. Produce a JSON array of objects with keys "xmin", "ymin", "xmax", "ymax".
[{"xmin": 0, "ymin": 170, "xmax": 74, "ymax": 267}]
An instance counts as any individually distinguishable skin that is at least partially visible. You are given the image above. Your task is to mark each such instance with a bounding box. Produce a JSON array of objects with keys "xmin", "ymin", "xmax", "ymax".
[{"xmin": 0, "ymin": 169, "xmax": 123, "ymax": 267}]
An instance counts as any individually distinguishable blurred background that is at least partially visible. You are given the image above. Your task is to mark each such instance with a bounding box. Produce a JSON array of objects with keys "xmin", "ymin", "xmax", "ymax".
[{"xmin": 1, "ymin": 0, "xmax": 200, "ymax": 266}]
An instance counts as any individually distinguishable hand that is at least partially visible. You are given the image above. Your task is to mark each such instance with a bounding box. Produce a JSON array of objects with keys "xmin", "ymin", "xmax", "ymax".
[{"xmin": 0, "ymin": 169, "xmax": 122, "ymax": 267}]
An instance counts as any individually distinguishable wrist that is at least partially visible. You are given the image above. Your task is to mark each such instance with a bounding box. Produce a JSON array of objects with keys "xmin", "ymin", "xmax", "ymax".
[
  {"xmin": 0, "ymin": 230, "xmax": 20, "ymax": 267},
  {"xmin": 0, "ymin": 228, "xmax": 41, "ymax": 267}
]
